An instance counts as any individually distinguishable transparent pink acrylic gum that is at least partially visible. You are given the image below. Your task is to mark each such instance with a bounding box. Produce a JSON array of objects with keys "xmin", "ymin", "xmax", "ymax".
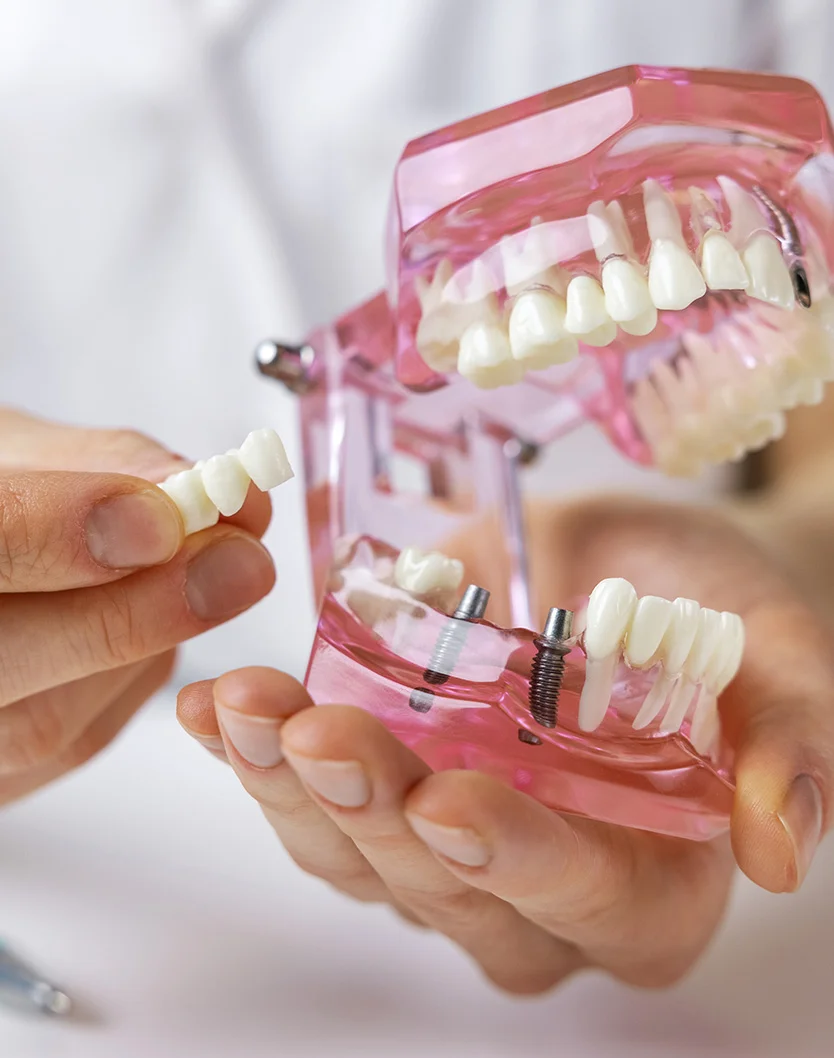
[{"xmin": 257, "ymin": 67, "xmax": 834, "ymax": 840}]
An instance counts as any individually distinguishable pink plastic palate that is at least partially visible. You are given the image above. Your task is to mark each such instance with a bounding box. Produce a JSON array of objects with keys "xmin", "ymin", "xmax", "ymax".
[{"xmin": 257, "ymin": 66, "xmax": 834, "ymax": 840}]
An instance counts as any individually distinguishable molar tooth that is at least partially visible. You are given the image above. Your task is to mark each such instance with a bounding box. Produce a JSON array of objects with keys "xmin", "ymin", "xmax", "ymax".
[
  {"xmin": 624, "ymin": 595, "xmax": 673, "ymax": 669},
  {"xmin": 238, "ymin": 429, "xmax": 295, "ymax": 491},
  {"xmin": 499, "ymin": 224, "xmax": 561, "ymax": 295},
  {"xmin": 743, "ymin": 232, "xmax": 795, "ymax": 309},
  {"xmin": 159, "ymin": 468, "xmax": 220, "ymax": 535},
  {"xmin": 508, "ymin": 288, "xmax": 578, "ymax": 370},
  {"xmin": 393, "ymin": 547, "xmax": 464, "ymax": 596},
  {"xmin": 415, "ymin": 258, "xmax": 454, "ymax": 313},
  {"xmin": 564, "ymin": 276, "xmax": 617, "ymax": 346},
  {"xmin": 601, "ymin": 258, "xmax": 657, "ymax": 333},
  {"xmin": 200, "ymin": 453, "xmax": 251, "ymax": 517},
  {"xmin": 648, "ymin": 239, "xmax": 707, "ymax": 311},
  {"xmin": 700, "ymin": 230, "xmax": 749, "ymax": 291},
  {"xmin": 457, "ymin": 321, "xmax": 525, "ymax": 389},
  {"xmin": 579, "ymin": 578, "xmax": 638, "ymax": 732}
]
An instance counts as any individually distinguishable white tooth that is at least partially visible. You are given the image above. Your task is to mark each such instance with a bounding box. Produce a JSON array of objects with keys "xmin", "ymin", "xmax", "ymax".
[
  {"xmin": 602, "ymin": 258, "xmax": 657, "ymax": 332},
  {"xmin": 710, "ymin": 612, "xmax": 745, "ymax": 694},
  {"xmin": 794, "ymin": 377, "xmax": 826, "ymax": 406},
  {"xmin": 689, "ymin": 691, "xmax": 720, "ymax": 756},
  {"xmin": 564, "ymin": 276, "xmax": 617, "ymax": 345},
  {"xmin": 578, "ymin": 653, "xmax": 619, "ymax": 732},
  {"xmin": 393, "ymin": 547, "xmax": 463, "ymax": 595},
  {"xmin": 587, "ymin": 200, "xmax": 621, "ymax": 263},
  {"xmin": 663, "ymin": 598, "xmax": 701, "ymax": 674},
  {"xmin": 659, "ymin": 677, "xmax": 698, "ymax": 734},
  {"xmin": 643, "ymin": 178, "xmax": 685, "ymax": 243},
  {"xmin": 683, "ymin": 608, "xmax": 723, "ymax": 682},
  {"xmin": 159, "ymin": 468, "xmax": 220, "ymax": 535},
  {"xmin": 499, "ymin": 224, "xmax": 561, "ymax": 295},
  {"xmin": 200, "ymin": 453, "xmax": 251, "ymax": 517},
  {"xmin": 415, "ymin": 258, "xmax": 454, "ymax": 312},
  {"xmin": 648, "ymin": 239, "xmax": 707, "ymax": 310},
  {"xmin": 619, "ymin": 306, "xmax": 658, "ymax": 336},
  {"xmin": 632, "ymin": 670, "xmax": 676, "ymax": 729},
  {"xmin": 415, "ymin": 313, "xmax": 462, "ymax": 373},
  {"xmin": 743, "ymin": 233, "xmax": 794, "ymax": 309},
  {"xmin": 238, "ymin": 429, "xmax": 294, "ymax": 491},
  {"xmin": 700, "ymin": 230, "xmax": 749, "ymax": 291},
  {"xmin": 716, "ymin": 176, "xmax": 767, "ymax": 245},
  {"xmin": 584, "ymin": 578, "xmax": 638, "ymax": 659},
  {"xmin": 457, "ymin": 321, "xmax": 524, "ymax": 388},
  {"xmin": 508, "ymin": 289, "xmax": 578, "ymax": 370},
  {"xmin": 624, "ymin": 595, "xmax": 673, "ymax": 669}
]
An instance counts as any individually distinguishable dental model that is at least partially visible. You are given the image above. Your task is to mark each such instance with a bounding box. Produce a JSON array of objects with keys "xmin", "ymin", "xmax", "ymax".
[
  {"xmin": 254, "ymin": 67, "xmax": 834, "ymax": 841},
  {"xmin": 159, "ymin": 428, "xmax": 293, "ymax": 534}
]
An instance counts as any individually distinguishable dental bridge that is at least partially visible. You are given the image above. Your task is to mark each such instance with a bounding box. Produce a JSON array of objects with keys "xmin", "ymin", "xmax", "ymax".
[{"xmin": 256, "ymin": 67, "xmax": 834, "ymax": 841}]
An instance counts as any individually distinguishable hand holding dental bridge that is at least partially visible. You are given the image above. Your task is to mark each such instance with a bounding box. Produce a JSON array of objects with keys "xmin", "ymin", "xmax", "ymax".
[{"xmin": 0, "ymin": 410, "xmax": 286, "ymax": 806}]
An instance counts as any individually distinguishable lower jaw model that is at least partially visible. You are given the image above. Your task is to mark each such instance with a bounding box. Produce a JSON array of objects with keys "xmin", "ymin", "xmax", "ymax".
[{"xmin": 254, "ymin": 66, "xmax": 834, "ymax": 841}]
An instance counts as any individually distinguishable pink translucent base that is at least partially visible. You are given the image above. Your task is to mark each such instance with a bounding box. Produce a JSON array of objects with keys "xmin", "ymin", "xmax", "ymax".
[{"xmin": 304, "ymin": 539, "xmax": 734, "ymax": 841}]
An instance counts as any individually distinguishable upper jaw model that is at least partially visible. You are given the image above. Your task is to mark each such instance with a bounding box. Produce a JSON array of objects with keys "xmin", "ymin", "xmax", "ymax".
[{"xmin": 255, "ymin": 66, "xmax": 834, "ymax": 841}]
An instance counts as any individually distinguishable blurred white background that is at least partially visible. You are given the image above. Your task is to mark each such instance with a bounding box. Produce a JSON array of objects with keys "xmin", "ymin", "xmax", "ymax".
[{"xmin": 1, "ymin": 2, "xmax": 833, "ymax": 1053}]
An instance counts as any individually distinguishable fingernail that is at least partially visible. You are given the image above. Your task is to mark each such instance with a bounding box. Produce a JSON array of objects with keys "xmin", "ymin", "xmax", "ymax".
[
  {"xmin": 406, "ymin": 814, "xmax": 491, "ymax": 867},
  {"xmin": 283, "ymin": 752, "xmax": 370, "ymax": 808},
  {"xmin": 778, "ymin": 774, "xmax": 824, "ymax": 889},
  {"xmin": 216, "ymin": 706, "xmax": 284, "ymax": 769},
  {"xmin": 86, "ymin": 490, "xmax": 182, "ymax": 568},
  {"xmin": 185, "ymin": 536, "xmax": 275, "ymax": 621}
]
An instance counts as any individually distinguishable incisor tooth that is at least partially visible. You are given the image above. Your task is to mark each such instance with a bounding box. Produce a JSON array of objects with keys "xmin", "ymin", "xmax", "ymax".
[
  {"xmin": 239, "ymin": 429, "xmax": 294, "ymax": 491},
  {"xmin": 683, "ymin": 608, "xmax": 723, "ymax": 682},
  {"xmin": 201, "ymin": 453, "xmax": 251, "ymax": 517},
  {"xmin": 743, "ymin": 232, "xmax": 795, "ymax": 309},
  {"xmin": 624, "ymin": 596, "xmax": 673, "ymax": 669},
  {"xmin": 700, "ymin": 230, "xmax": 749, "ymax": 291}
]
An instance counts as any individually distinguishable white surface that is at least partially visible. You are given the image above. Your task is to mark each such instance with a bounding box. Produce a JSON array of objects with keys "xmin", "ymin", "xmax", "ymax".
[{"xmin": 1, "ymin": 693, "xmax": 833, "ymax": 1058}]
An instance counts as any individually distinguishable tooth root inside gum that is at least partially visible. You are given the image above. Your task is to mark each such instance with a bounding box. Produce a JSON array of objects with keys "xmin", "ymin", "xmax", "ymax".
[{"xmin": 577, "ymin": 579, "xmax": 743, "ymax": 751}]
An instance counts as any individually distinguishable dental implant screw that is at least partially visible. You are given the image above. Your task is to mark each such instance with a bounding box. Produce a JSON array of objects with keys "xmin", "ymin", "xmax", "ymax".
[
  {"xmin": 528, "ymin": 607, "xmax": 574, "ymax": 730},
  {"xmin": 408, "ymin": 584, "xmax": 490, "ymax": 713},
  {"xmin": 254, "ymin": 339, "xmax": 316, "ymax": 393}
]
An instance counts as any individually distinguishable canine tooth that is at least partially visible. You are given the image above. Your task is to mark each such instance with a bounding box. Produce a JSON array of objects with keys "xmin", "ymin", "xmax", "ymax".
[
  {"xmin": 648, "ymin": 239, "xmax": 707, "ymax": 310},
  {"xmin": 624, "ymin": 595, "xmax": 673, "ymax": 669},
  {"xmin": 508, "ymin": 289, "xmax": 578, "ymax": 369},
  {"xmin": 578, "ymin": 578, "xmax": 638, "ymax": 733},
  {"xmin": 457, "ymin": 321, "xmax": 524, "ymax": 388},
  {"xmin": 700, "ymin": 230, "xmax": 749, "ymax": 291},
  {"xmin": 659, "ymin": 677, "xmax": 698, "ymax": 734},
  {"xmin": 201, "ymin": 453, "xmax": 251, "ymax": 517},
  {"xmin": 238, "ymin": 429, "xmax": 295, "ymax": 491},
  {"xmin": 578, "ymin": 653, "xmax": 620, "ymax": 732},
  {"xmin": 602, "ymin": 258, "xmax": 657, "ymax": 332},
  {"xmin": 743, "ymin": 233, "xmax": 795, "ymax": 309},
  {"xmin": 159, "ymin": 468, "xmax": 220, "ymax": 535},
  {"xmin": 683, "ymin": 608, "xmax": 723, "ymax": 682},
  {"xmin": 584, "ymin": 578, "xmax": 638, "ymax": 659},
  {"xmin": 690, "ymin": 691, "xmax": 720, "ymax": 755},
  {"xmin": 393, "ymin": 547, "xmax": 464, "ymax": 595}
]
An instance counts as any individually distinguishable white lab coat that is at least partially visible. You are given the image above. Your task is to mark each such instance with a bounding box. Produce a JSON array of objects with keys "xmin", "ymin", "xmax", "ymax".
[{"xmin": 0, "ymin": 0, "xmax": 830, "ymax": 681}]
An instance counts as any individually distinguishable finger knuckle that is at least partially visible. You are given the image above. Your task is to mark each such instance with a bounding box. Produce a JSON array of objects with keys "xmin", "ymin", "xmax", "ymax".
[
  {"xmin": 289, "ymin": 850, "xmax": 382, "ymax": 897},
  {"xmin": 393, "ymin": 879, "xmax": 483, "ymax": 924},
  {"xmin": 98, "ymin": 429, "xmax": 172, "ymax": 475},
  {"xmin": 80, "ymin": 583, "xmax": 141, "ymax": 668}
]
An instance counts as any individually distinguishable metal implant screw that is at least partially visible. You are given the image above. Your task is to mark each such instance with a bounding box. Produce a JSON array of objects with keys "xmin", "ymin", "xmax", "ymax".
[
  {"xmin": 527, "ymin": 607, "xmax": 574, "ymax": 730},
  {"xmin": 254, "ymin": 339, "xmax": 317, "ymax": 393},
  {"xmin": 408, "ymin": 584, "xmax": 490, "ymax": 713}
]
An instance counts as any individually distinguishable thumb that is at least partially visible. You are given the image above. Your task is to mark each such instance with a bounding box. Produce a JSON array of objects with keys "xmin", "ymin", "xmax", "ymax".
[{"xmin": 727, "ymin": 597, "xmax": 833, "ymax": 892}]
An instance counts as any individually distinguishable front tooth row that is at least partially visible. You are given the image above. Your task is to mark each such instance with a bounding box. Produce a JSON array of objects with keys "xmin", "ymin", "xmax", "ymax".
[
  {"xmin": 578, "ymin": 578, "xmax": 744, "ymax": 749},
  {"xmin": 159, "ymin": 428, "xmax": 294, "ymax": 535}
]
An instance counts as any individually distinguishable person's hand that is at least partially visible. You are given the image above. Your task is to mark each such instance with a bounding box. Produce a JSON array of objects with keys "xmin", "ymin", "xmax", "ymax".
[
  {"xmin": 176, "ymin": 495, "xmax": 832, "ymax": 994},
  {"xmin": 0, "ymin": 408, "xmax": 275, "ymax": 805}
]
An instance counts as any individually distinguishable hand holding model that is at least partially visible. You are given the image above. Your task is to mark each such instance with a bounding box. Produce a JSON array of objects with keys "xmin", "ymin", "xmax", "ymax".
[
  {"xmin": 0, "ymin": 409, "xmax": 284, "ymax": 806},
  {"xmin": 177, "ymin": 486, "xmax": 834, "ymax": 995}
]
